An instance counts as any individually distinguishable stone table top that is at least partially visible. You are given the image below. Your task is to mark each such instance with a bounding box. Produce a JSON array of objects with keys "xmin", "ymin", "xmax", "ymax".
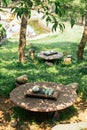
[
  {"xmin": 10, "ymin": 82, "xmax": 77, "ymax": 112},
  {"xmin": 38, "ymin": 51, "xmax": 63, "ymax": 61}
]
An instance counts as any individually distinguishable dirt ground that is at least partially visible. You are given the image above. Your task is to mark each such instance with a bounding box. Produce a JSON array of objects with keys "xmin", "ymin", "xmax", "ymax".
[{"xmin": 0, "ymin": 97, "xmax": 87, "ymax": 130}]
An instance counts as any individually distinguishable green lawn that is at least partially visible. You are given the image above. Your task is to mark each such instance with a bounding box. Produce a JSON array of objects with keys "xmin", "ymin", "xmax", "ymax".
[{"xmin": 0, "ymin": 24, "xmax": 87, "ymax": 98}]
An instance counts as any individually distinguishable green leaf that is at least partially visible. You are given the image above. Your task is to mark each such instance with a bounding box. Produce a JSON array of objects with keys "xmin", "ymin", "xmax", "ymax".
[
  {"xmin": 27, "ymin": 0, "xmax": 33, "ymax": 8},
  {"xmin": 42, "ymin": 14, "xmax": 46, "ymax": 19},
  {"xmin": 71, "ymin": 18, "xmax": 75, "ymax": 28},
  {"xmin": 52, "ymin": 22, "xmax": 58, "ymax": 32},
  {"xmin": 46, "ymin": 16, "xmax": 51, "ymax": 26},
  {"xmin": 58, "ymin": 23, "xmax": 64, "ymax": 32}
]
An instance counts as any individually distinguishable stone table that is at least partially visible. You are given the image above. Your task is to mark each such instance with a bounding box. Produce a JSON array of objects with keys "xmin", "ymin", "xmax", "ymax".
[
  {"xmin": 10, "ymin": 82, "xmax": 77, "ymax": 113},
  {"xmin": 37, "ymin": 51, "xmax": 63, "ymax": 61}
]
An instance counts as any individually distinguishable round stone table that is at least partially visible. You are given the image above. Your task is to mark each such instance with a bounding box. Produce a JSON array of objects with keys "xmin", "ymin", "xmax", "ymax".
[
  {"xmin": 10, "ymin": 82, "xmax": 77, "ymax": 112},
  {"xmin": 37, "ymin": 51, "xmax": 63, "ymax": 61}
]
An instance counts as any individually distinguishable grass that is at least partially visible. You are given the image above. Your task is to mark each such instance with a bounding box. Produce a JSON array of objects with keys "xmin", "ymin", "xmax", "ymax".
[
  {"xmin": 1, "ymin": 24, "xmax": 87, "ymax": 98},
  {"xmin": 0, "ymin": 23, "xmax": 87, "ymax": 126}
]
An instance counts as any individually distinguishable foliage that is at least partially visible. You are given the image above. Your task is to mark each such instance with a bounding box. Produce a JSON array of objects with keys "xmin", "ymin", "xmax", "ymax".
[
  {"xmin": 1, "ymin": 0, "xmax": 67, "ymax": 31},
  {"xmin": 11, "ymin": 0, "xmax": 32, "ymax": 18},
  {"xmin": 1, "ymin": 0, "xmax": 87, "ymax": 30},
  {"xmin": 1, "ymin": 0, "xmax": 7, "ymax": 6}
]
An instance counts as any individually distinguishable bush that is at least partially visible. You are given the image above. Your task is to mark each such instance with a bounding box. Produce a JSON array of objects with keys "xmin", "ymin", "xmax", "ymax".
[{"xmin": 0, "ymin": 24, "xmax": 6, "ymax": 41}]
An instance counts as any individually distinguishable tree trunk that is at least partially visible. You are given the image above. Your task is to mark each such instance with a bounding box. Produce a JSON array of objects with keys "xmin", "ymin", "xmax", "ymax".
[
  {"xmin": 18, "ymin": 14, "xmax": 27, "ymax": 63},
  {"xmin": 81, "ymin": 15, "xmax": 84, "ymax": 25},
  {"xmin": 77, "ymin": 11, "xmax": 87, "ymax": 59}
]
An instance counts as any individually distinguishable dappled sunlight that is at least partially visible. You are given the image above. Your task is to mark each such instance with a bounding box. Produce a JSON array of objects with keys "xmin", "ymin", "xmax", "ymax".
[
  {"xmin": 10, "ymin": 82, "xmax": 77, "ymax": 113},
  {"xmin": 0, "ymin": 3, "xmax": 87, "ymax": 130},
  {"xmin": 0, "ymin": 26, "xmax": 87, "ymax": 98},
  {"xmin": 47, "ymin": 66, "xmax": 59, "ymax": 73}
]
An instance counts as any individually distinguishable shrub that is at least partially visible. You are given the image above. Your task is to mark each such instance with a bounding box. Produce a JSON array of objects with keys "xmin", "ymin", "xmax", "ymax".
[{"xmin": 0, "ymin": 24, "xmax": 6, "ymax": 41}]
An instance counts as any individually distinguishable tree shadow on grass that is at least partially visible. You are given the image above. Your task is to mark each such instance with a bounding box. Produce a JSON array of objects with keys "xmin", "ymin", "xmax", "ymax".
[
  {"xmin": 0, "ymin": 43, "xmax": 87, "ymax": 98},
  {"xmin": 0, "ymin": 40, "xmax": 87, "ymax": 97}
]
